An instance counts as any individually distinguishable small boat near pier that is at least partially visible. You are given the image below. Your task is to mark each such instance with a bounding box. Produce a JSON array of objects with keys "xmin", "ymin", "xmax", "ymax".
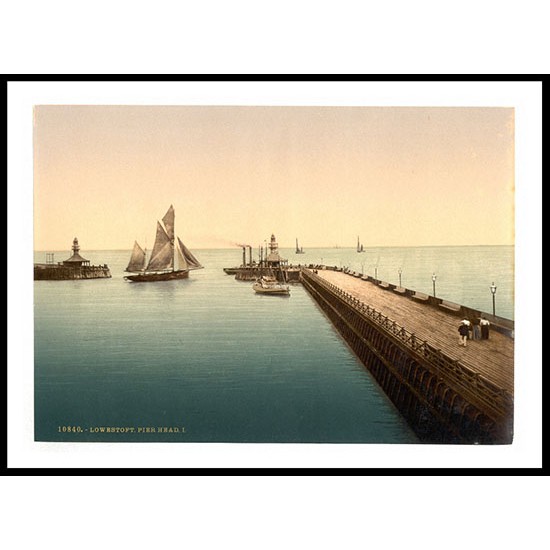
[{"xmin": 253, "ymin": 276, "xmax": 290, "ymax": 296}]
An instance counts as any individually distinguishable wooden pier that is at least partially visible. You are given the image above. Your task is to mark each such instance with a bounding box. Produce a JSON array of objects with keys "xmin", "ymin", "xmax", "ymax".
[{"xmin": 301, "ymin": 268, "xmax": 514, "ymax": 444}]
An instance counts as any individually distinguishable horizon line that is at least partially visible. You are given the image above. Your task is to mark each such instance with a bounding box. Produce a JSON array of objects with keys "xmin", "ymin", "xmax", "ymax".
[{"xmin": 34, "ymin": 243, "xmax": 515, "ymax": 253}]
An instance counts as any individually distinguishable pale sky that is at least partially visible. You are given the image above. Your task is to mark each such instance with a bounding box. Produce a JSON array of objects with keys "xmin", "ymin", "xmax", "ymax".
[{"xmin": 33, "ymin": 106, "xmax": 514, "ymax": 251}]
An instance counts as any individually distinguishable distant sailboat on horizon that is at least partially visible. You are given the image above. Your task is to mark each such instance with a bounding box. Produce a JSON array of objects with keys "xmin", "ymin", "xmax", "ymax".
[
  {"xmin": 295, "ymin": 238, "xmax": 305, "ymax": 254},
  {"xmin": 124, "ymin": 205, "xmax": 203, "ymax": 282},
  {"xmin": 357, "ymin": 236, "xmax": 365, "ymax": 253}
]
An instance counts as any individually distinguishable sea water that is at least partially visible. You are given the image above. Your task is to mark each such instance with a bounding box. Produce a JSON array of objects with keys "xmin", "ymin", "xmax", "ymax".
[{"xmin": 33, "ymin": 246, "xmax": 513, "ymax": 443}]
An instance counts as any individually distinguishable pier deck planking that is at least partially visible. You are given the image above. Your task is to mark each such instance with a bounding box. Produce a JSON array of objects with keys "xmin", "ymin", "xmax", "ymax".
[{"xmin": 315, "ymin": 269, "xmax": 514, "ymax": 394}]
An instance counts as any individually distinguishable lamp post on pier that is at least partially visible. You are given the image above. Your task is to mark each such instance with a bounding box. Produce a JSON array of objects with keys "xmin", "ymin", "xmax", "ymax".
[
  {"xmin": 374, "ymin": 266, "xmax": 378, "ymax": 283},
  {"xmin": 432, "ymin": 273, "xmax": 437, "ymax": 297},
  {"xmin": 398, "ymin": 267, "xmax": 402, "ymax": 288},
  {"xmin": 490, "ymin": 282, "xmax": 497, "ymax": 317}
]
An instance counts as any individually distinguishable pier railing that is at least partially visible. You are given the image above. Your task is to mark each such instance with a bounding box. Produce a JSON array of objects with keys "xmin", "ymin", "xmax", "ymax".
[
  {"xmin": 302, "ymin": 269, "xmax": 513, "ymax": 420},
  {"xmin": 313, "ymin": 266, "xmax": 514, "ymax": 336}
]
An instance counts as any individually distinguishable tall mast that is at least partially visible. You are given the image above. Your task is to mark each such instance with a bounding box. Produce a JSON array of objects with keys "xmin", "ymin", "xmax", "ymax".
[{"xmin": 173, "ymin": 209, "xmax": 175, "ymax": 269}]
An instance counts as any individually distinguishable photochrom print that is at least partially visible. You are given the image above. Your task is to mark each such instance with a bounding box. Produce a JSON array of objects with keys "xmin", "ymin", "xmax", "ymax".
[{"xmin": 33, "ymin": 105, "xmax": 514, "ymax": 444}]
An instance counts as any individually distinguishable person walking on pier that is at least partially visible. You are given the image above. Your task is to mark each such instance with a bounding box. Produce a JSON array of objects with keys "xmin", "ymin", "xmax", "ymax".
[
  {"xmin": 472, "ymin": 317, "xmax": 481, "ymax": 340},
  {"xmin": 458, "ymin": 322, "xmax": 469, "ymax": 347},
  {"xmin": 480, "ymin": 317, "xmax": 491, "ymax": 339},
  {"xmin": 467, "ymin": 318, "xmax": 474, "ymax": 340}
]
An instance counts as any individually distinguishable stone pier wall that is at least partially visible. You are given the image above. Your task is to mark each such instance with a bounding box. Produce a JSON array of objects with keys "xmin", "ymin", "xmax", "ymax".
[{"xmin": 34, "ymin": 264, "xmax": 112, "ymax": 280}]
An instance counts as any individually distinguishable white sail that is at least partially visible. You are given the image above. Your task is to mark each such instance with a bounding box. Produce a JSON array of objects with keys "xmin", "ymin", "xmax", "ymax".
[
  {"xmin": 162, "ymin": 205, "xmax": 175, "ymax": 240},
  {"xmin": 126, "ymin": 241, "xmax": 146, "ymax": 272},
  {"xmin": 176, "ymin": 239, "xmax": 189, "ymax": 272},
  {"xmin": 178, "ymin": 237, "xmax": 203, "ymax": 270},
  {"xmin": 146, "ymin": 221, "xmax": 173, "ymax": 271}
]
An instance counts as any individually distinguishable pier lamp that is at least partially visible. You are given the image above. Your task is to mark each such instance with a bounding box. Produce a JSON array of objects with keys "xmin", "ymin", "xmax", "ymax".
[
  {"xmin": 490, "ymin": 282, "xmax": 497, "ymax": 317},
  {"xmin": 398, "ymin": 267, "xmax": 402, "ymax": 288},
  {"xmin": 361, "ymin": 262, "xmax": 365, "ymax": 276},
  {"xmin": 374, "ymin": 266, "xmax": 378, "ymax": 282},
  {"xmin": 432, "ymin": 273, "xmax": 437, "ymax": 297}
]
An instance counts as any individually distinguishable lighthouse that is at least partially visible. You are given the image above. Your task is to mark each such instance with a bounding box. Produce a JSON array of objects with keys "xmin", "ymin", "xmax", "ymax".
[
  {"xmin": 265, "ymin": 233, "xmax": 286, "ymax": 268},
  {"xmin": 62, "ymin": 237, "xmax": 91, "ymax": 267}
]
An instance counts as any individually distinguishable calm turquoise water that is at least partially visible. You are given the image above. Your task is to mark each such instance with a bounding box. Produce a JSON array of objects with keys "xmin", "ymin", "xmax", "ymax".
[
  {"xmin": 34, "ymin": 246, "xmax": 513, "ymax": 443},
  {"xmin": 289, "ymin": 245, "xmax": 514, "ymax": 320}
]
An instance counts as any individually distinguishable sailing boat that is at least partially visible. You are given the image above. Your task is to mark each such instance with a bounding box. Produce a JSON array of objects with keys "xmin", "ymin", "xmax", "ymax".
[
  {"xmin": 356, "ymin": 236, "xmax": 365, "ymax": 253},
  {"xmin": 295, "ymin": 238, "xmax": 305, "ymax": 254},
  {"xmin": 124, "ymin": 205, "xmax": 203, "ymax": 282}
]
